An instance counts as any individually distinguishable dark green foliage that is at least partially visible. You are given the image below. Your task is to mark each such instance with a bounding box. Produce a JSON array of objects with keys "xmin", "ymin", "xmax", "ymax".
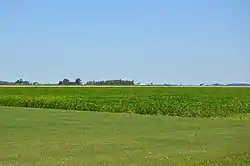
[
  {"xmin": 0, "ymin": 80, "xmax": 15, "ymax": 85},
  {"xmin": 85, "ymin": 79, "xmax": 135, "ymax": 85},
  {"xmin": 14, "ymin": 78, "xmax": 31, "ymax": 85},
  {"xmin": 58, "ymin": 78, "xmax": 82, "ymax": 85},
  {"xmin": 0, "ymin": 87, "xmax": 250, "ymax": 118}
]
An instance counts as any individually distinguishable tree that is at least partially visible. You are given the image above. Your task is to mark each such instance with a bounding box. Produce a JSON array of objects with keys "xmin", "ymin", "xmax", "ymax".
[
  {"xmin": 58, "ymin": 81, "xmax": 63, "ymax": 85},
  {"xmin": 15, "ymin": 78, "xmax": 23, "ymax": 84},
  {"xmin": 14, "ymin": 78, "xmax": 31, "ymax": 85},
  {"xmin": 32, "ymin": 82, "xmax": 39, "ymax": 85},
  {"xmin": 85, "ymin": 79, "xmax": 135, "ymax": 85},
  {"xmin": 58, "ymin": 78, "xmax": 82, "ymax": 85},
  {"xmin": 62, "ymin": 78, "xmax": 70, "ymax": 85},
  {"xmin": 0, "ymin": 80, "xmax": 14, "ymax": 85},
  {"xmin": 75, "ymin": 78, "xmax": 82, "ymax": 85}
]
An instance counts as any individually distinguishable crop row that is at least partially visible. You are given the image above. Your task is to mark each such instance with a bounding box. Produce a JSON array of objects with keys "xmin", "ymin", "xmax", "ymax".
[{"xmin": 0, "ymin": 92, "xmax": 250, "ymax": 118}]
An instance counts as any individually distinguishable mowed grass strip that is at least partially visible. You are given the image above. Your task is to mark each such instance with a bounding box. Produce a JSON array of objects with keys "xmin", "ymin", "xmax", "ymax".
[
  {"xmin": 0, "ymin": 107, "xmax": 250, "ymax": 166},
  {"xmin": 0, "ymin": 87, "xmax": 250, "ymax": 118}
]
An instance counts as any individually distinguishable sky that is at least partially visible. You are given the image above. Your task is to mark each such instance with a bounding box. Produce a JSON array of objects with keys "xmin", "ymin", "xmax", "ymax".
[{"xmin": 0, "ymin": 0, "xmax": 249, "ymax": 85}]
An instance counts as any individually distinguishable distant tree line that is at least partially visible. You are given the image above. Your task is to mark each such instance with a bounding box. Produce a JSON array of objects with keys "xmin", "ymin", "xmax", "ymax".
[
  {"xmin": 0, "ymin": 79, "xmax": 39, "ymax": 85},
  {"xmin": 212, "ymin": 83, "xmax": 224, "ymax": 86},
  {"xmin": 0, "ymin": 80, "xmax": 14, "ymax": 85},
  {"xmin": 85, "ymin": 79, "xmax": 135, "ymax": 85},
  {"xmin": 1, "ymin": 78, "xmax": 250, "ymax": 86},
  {"xmin": 15, "ymin": 79, "xmax": 32, "ymax": 85},
  {"xmin": 58, "ymin": 78, "xmax": 82, "ymax": 85},
  {"xmin": 0, "ymin": 78, "xmax": 135, "ymax": 86}
]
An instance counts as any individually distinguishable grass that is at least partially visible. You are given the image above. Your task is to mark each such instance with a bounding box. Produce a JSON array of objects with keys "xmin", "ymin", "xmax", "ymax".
[
  {"xmin": 1, "ymin": 107, "xmax": 250, "ymax": 165},
  {"xmin": 0, "ymin": 85, "xmax": 250, "ymax": 88}
]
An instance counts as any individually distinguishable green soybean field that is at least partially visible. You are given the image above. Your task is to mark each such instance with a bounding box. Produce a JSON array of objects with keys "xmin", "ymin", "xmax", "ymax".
[
  {"xmin": 0, "ymin": 86, "xmax": 250, "ymax": 118},
  {"xmin": 1, "ymin": 86, "xmax": 250, "ymax": 165}
]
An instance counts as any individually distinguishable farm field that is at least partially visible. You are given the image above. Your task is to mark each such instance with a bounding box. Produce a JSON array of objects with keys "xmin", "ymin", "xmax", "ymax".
[
  {"xmin": 1, "ymin": 87, "xmax": 250, "ymax": 165},
  {"xmin": 0, "ymin": 87, "xmax": 250, "ymax": 118},
  {"xmin": 1, "ymin": 106, "xmax": 250, "ymax": 165}
]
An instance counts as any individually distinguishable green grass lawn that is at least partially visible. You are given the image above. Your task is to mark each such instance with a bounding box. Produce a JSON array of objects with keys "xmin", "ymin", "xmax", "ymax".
[{"xmin": 1, "ymin": 107, "xmax": 250, "ymax": 165}]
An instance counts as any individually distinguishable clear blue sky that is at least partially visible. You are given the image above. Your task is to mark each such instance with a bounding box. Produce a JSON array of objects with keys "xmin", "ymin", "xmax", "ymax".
[{"xmin": 0, "ymin": 0, "xmax": 249, "ymax": 85}]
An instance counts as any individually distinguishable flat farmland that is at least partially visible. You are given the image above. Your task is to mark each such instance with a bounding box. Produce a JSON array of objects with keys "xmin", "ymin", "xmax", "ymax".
[
  {"xmin": 1, "ymin": 85, "xmax": 250, "ymax": 88},
  {"xmin": 1, "ymin": 87, "xmax": 250, "ymax": 165},
  {"xmin": 0, "ymin": 86, "xmax": 250, "ymax": 118}
]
